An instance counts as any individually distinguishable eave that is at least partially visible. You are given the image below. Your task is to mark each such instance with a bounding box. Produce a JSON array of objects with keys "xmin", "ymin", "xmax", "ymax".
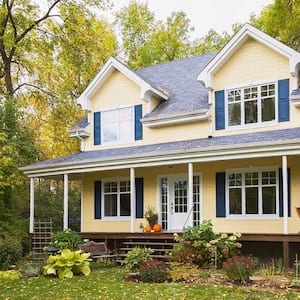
[
  {"xmin": 142, "ymin": 109, "xmax": 209, "ymax": 127},
  {"xmin": 20, "ymin": 139, "xmax": 300, "ymax": 178}
]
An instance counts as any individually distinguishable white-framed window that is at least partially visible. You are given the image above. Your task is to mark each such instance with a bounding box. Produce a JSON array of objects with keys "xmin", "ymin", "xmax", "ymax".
[
  {"xmin": 102, "ymin": 106, "xmax": 134, "ymax": 144},
  {"xmin": 226, "ymin": 168, "xmax": 278, "ymax": 218},
  {"xmin": 226, "ymin": 82, "xmax": 276, "ymax": 128},
  {"xmin": 103, "ymin": 179, "xmax": 131, "ymax": 218}
]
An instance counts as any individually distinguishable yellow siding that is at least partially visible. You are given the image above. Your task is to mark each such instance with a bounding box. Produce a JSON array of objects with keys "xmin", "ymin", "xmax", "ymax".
[
  {"xmin": 81, "ymin": 156, "xmax": 300, "ymax": 234},
  {"xmin": 212, "ymin": 37, "xmax": 298, "ymax": 136},
  {"xmin": 84, "ymin": 69, "xmax": 210, "ymax": 151}
]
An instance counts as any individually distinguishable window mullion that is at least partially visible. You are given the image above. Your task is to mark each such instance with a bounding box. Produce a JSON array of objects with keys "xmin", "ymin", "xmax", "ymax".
[
  {"xmin": 258, "ymin": 85, "xmax": 262, "ymax": 125},
  {"xmin": 258, "ymin": 172, "xmax": 262, "ymax": 215},
  {"xmin": 241, "ymin": 89, "xmax": 244, "ymax": 126},
  {"xmin": 242, "ymin": 172, "xmax": 245, "ymax": 215}
]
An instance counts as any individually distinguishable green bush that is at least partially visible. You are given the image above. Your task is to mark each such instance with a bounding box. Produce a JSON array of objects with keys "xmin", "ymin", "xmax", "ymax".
[
  {"xmin": 0, "ymin": 238, "xmax": 22, "ymax": 270},
  {"xmin": 48, "ymin": 229, "xmax": 83, "ymax": 250},
  {"xmin": 223, "ymin": 256, "xmax": 254, "ymax": 282},
  {"xmin": 171, "ymin": 220, "xmax": 241, "ymax": 268},
  {"xmin": 168, "ymin": 262, "xmax": 200, "ymax": 282},
  {"xmin": 123, "ymin": 247, "xmax": 153, "ymax": 272},
  {"xmin": 43, "ymin": 249, "xmax": 91, "ymax": 279},
  {"xmin": 0, "ymin": 270, "xmax": 22, "ymax": 280},
  {"xmin": 138, "ymin": 259, "xmax": 168, "ymax": 283}
]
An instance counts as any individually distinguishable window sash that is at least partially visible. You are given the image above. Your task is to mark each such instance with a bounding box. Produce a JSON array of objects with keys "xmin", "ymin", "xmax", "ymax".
[
  {"xmin": 226, "ymin": 83, "xmax": 276, "ymax": 128},
  {"xmin": 103, "ymin": 180, "xmax": 131, "ymax": 217},
  {"xmin": 227, "ymin": 169, "xmax": 278, "ymax": 217},
  {"xmin": 102, "ymin": 107, "xmax": 133, "ymax": 144}
]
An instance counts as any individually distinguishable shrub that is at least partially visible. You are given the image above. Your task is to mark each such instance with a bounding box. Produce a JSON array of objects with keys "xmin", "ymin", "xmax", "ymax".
[
  {"xmin": 123, "ymin": 247, "xmax": 153, "ymax": 272},
  {"xmin": 0, "ymin": 270, "xmax": 22, "ymax": 280},
  {"xmin": 171, "ymin": 220, "xmax": 241, "ymax": 268},
  {"xmin": 138, "ymin": 259, "xmax": 168, "ymax": 283},
  {"xmin": 43, "ymin": 249, "xmax": 91, "ymax": 279},
  {"xmin": 223, "ymin": 256, "xmax": 254, "ymax": 282},
  {"xmin": 168, "ymin": 262, "xmax": 200, "ymax": 282},
  {"xmin": 0, "ymin": 238, "xmax": 22, "ymax": 270},
  {"xmin": 48, "ymin": 229, "xmax": 83, "ymax": 250}
]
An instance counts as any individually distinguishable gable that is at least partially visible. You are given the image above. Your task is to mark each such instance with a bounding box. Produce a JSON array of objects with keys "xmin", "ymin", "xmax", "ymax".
[
  {"xmin": 214, "ymin": 37, "xmax": 289, "ymax": 90},
  {"xmin": 92, "ymin": 70, "xmax": 141, "ymax": 112}
]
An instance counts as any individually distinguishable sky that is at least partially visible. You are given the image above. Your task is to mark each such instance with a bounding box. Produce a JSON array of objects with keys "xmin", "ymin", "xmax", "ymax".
[{"xmin": 101, "ymin": 0, "xmax": 274, "ymax": 38}]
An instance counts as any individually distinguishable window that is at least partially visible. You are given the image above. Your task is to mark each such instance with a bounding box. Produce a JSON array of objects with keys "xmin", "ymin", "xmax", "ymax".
[
  {"xmin": 227, "ymin": 83, "xmax": 276, "ymax": 128},
  {"xmin": 102, "ymin": 106, "xmax": 133, "ymax": 144},
  {"xmin": 227, "ymin": 169, "xmax": 278, "ymax": 217},
  {"xmin": 103, "ymin": 180, "xmax": 130, "ymax": 217}
]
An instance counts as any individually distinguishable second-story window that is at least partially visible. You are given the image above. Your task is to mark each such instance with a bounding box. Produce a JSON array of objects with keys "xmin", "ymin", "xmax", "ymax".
[
  {"xmin": 227, "ymin": 83, "xmax": 276, "ymax": 128},
  {"xmin": 102, "ymin": 106, "xmax": 133, "ymax": 144}
]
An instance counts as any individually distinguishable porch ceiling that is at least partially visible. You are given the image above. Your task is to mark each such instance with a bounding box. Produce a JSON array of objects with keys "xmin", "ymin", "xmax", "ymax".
[{"xmin": 20, "ymin": 127, "xmax": 300, "ymax": 178}]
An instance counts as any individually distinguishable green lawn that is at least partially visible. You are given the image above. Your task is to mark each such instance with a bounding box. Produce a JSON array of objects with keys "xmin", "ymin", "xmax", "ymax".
[{"xmin": 0, "ymin": 267, "xmax": 299, "ymax": 300}]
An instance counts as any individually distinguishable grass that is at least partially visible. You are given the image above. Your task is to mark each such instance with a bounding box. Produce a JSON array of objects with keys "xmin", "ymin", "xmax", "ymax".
[{"xmin": 0, "ymin": 266, "xmax": 300, "ymax": 300}]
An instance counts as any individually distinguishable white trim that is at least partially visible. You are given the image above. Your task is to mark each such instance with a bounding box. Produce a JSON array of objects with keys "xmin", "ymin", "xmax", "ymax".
[
  {"xmin": 130, "ymin": 168, "xmax": 136, "ymax": 233},
  {"xmin": 197, "ymin": 23, "xmax": 300, "ymax": 89},
  {"xmin": 29, "ymin": 178, "xmax": 35, "ymax": 234},
  {"xmin": 142, "ymin": 110, "xmax": 209, "ymax": 127},
  {"xmin": 77, "ymin": 57, "xmax": 168, "ymax": 110},
  {"xmin": 282, "ymin": 156, "xmax": 288, "ymax": 234},
  {"xmin": 21, "ymin": 138, "xmax": 300, "ymax": 178},
  {"xmin": 188, "ymin": 163, "xmax": 193, "ymax": 227},
  {"xmin": 63, "ymin": 174, "xmax": 69, "ymax": 230},
  {"xmin": 225, "ymin": 166, "xmax": 279, "ymax": 219}
]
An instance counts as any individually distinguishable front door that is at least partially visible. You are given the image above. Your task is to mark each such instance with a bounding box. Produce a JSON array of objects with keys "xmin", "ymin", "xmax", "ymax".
[{"xmin": 169, "ymin": 177, "xmax": 189, "ymax": 231}]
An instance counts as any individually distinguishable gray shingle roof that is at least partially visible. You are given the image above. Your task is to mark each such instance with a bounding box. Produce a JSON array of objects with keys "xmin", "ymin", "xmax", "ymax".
[
  {"xmin": 23, "ymin": 126, "xmax": 300, "ymax": 170},
  {"xmin": 137, "ymin": 52, "xmax": 217, "ymax": 117}
]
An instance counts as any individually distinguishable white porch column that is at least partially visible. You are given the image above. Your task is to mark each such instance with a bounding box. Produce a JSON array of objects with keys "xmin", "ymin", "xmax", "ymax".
[
  {"xmin": 282, "ymin": 155, "xmax": 288, "ymax": 234},
  {"xmin": 29, "ymin": 177, "xmax": 35, "ymax": 234},
  {"xmin": 188, "ymin": 163, "xmax": 194, "ymax": 227},
  {"xmin": 130, "ymin": 168, "xmax": 136, "ymax": 233},
  {"xmin": 63, "ymin": 174, "xmax": 69, "ymax": 230}
]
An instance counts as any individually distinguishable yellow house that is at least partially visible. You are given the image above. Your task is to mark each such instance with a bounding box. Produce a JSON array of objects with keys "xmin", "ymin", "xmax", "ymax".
[{"xmin": 21, "ymin": 24, "xmax": 300, "ymax": 267}]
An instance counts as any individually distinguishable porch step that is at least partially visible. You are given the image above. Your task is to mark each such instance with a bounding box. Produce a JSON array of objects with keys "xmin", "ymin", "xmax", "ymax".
[{"xmin": 117, "ymin": 235, "xmax": 176, "ymax": 262}]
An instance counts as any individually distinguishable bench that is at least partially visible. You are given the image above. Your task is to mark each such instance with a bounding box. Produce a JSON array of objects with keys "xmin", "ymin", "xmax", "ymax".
[{"xmin": 79, "ymin": 241, "xmax": 118, "ymax": 261}]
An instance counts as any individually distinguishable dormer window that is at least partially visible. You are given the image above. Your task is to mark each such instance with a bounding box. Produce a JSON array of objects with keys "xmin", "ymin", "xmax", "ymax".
[
  {"xmin": 102, "ymin": 106, "xmax": 134, "ymax": 144},
  {"xmin": 226, "ymin": 83, "xmax": 276, "ymax": 128}
]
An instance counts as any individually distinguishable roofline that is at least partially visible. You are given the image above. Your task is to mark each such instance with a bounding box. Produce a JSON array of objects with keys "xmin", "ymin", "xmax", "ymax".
[
  {"xmin": 142, "ymin": 109, "xmax": 209, "ymax": 127},
  {"xmin": 77, "ymin": 57, "xmax": 168, "ymax": 110},
  {"xmin": 21, "ymin": 139, "xmax": 300, "ymax": 177},
  {"xmin": 197, "ymin": 23, "xmax": 300, "ymax": 89}
]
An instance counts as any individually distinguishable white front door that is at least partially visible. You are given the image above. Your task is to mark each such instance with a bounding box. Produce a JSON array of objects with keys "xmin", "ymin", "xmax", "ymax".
[{"xmin": 169, "ymin": 177, "xmax": 189, "ymax": 231}]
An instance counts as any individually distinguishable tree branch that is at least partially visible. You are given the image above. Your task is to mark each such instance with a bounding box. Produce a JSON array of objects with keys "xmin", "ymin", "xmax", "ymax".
[{"xmin": 13, "ymin": 82, "xmax": 58, "ymax": 98}]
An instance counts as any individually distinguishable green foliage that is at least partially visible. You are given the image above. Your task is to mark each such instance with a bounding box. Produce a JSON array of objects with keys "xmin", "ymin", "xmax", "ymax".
[
  {"xmin": 251, "ymin": 0, "xmax": 300, "ymax": 50},
  {"xmin": 0, "ymin": 270, "xmax": 22, "ymax": 281},
  {"xmin": 123, "ymin": 247, "xmax": 153, "ymax": 272},
  {"xmin": 171, "ymin": 220, "xmax": 241, "ymax": 268},
  {"xmin": 138, "ymin": 259, "xmax": 168, "ymax": 283},
  {"xmin": 0, "ymin": 238, "xmax": 22, "ymax": 270},
  {"xmin": 49, "ymin": 229, "xmax": 83, "ymax": 250},
  {"xmin": 168, "ymin": 262, "xmax": 200, "ymax": 282},
  {"xmin": 223, "ymin": 256, "xmax": 254, "ymax": 283},
  {"xmin": 43, "ymin": 248, "xmax": 91, "ymax": 279}
]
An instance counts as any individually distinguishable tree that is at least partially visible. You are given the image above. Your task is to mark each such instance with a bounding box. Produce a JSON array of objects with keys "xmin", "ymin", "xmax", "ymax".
[{"xmin": 250, "ymin": 0, "xmax": 300, "ymax": 50}]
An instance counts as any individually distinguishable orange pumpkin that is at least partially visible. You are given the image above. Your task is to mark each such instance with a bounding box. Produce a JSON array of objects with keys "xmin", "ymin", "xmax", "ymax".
[
  {"xmin": 153, "ymin": 224, "xmax": 162, "ymax": 232},
  {"xmin": 144, "ymin": 225, "xmax": 152, "ymax": 232}
]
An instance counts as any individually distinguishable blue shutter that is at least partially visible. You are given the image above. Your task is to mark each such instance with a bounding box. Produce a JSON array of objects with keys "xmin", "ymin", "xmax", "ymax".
[
  {"xmin": 94, "ymin": 112, "xmax": 101, "ymax": 145},
  {"xmin": 94, "ymin": 181, "xmax": 102, "ymax": 219},
  {"xmin": 278, "ymin": 79, "xmax": 290, "ymax": 122},
  {"xmin": 134, "ymin": 105, "xmax": 143, "ymax": 140},
  {"xmin": 135, "ymin": 178, "xmax": 144, "ymax": 218},
  {"xmin": 215, "ymin": 90, "xmax": 225, "ymax": 130},
  {"xmin": 279, "ymin": 168, "xmax": 291, "ymax": 217},
  {"xmin": 216, "ymin": 172, "xmax": 226, "ymax": 217}
]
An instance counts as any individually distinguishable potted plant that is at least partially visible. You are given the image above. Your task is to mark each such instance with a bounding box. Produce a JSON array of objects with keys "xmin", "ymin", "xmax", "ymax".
[
  {"xmin": 145, "ymin": 206, "xmax": 158, "ymax": 227},
  {"xmin": 139, "ymin": 223, "xmax": 144, "ymax": 233}
]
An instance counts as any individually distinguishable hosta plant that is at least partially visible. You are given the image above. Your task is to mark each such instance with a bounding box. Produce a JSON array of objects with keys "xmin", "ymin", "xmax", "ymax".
[{"xmin": 43, "ymin": 249, "xmax": 91, "ymax": 279}]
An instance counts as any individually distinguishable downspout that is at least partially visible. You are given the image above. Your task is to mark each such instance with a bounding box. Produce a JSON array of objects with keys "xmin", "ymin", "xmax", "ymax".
[{"xmin": 74, "ymin": 131, "xmax": 85, "ymax": 152}]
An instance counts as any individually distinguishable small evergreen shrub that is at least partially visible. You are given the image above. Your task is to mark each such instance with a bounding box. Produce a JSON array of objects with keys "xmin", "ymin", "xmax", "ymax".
[
  {"xmin": 168, "ymin": 262, "xmax": 200, "ymax": 282},
  {"xmin": 138, "ymin": 259, "xmax": 168, "ymax": 283},
  {"xmin": 223, "ymin": 256, "xmax": 254, "ymax": 282},
  {"xmin": 48, "ymin": 229, "xmax": 83, "ymax": 250},
  {"xmin": 123, "ymin": 247, "xmax": 153, "ymax": 272},
  {"xmin": 0, "ymin": 238, "xmax": 22, "ymax": 270}
]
